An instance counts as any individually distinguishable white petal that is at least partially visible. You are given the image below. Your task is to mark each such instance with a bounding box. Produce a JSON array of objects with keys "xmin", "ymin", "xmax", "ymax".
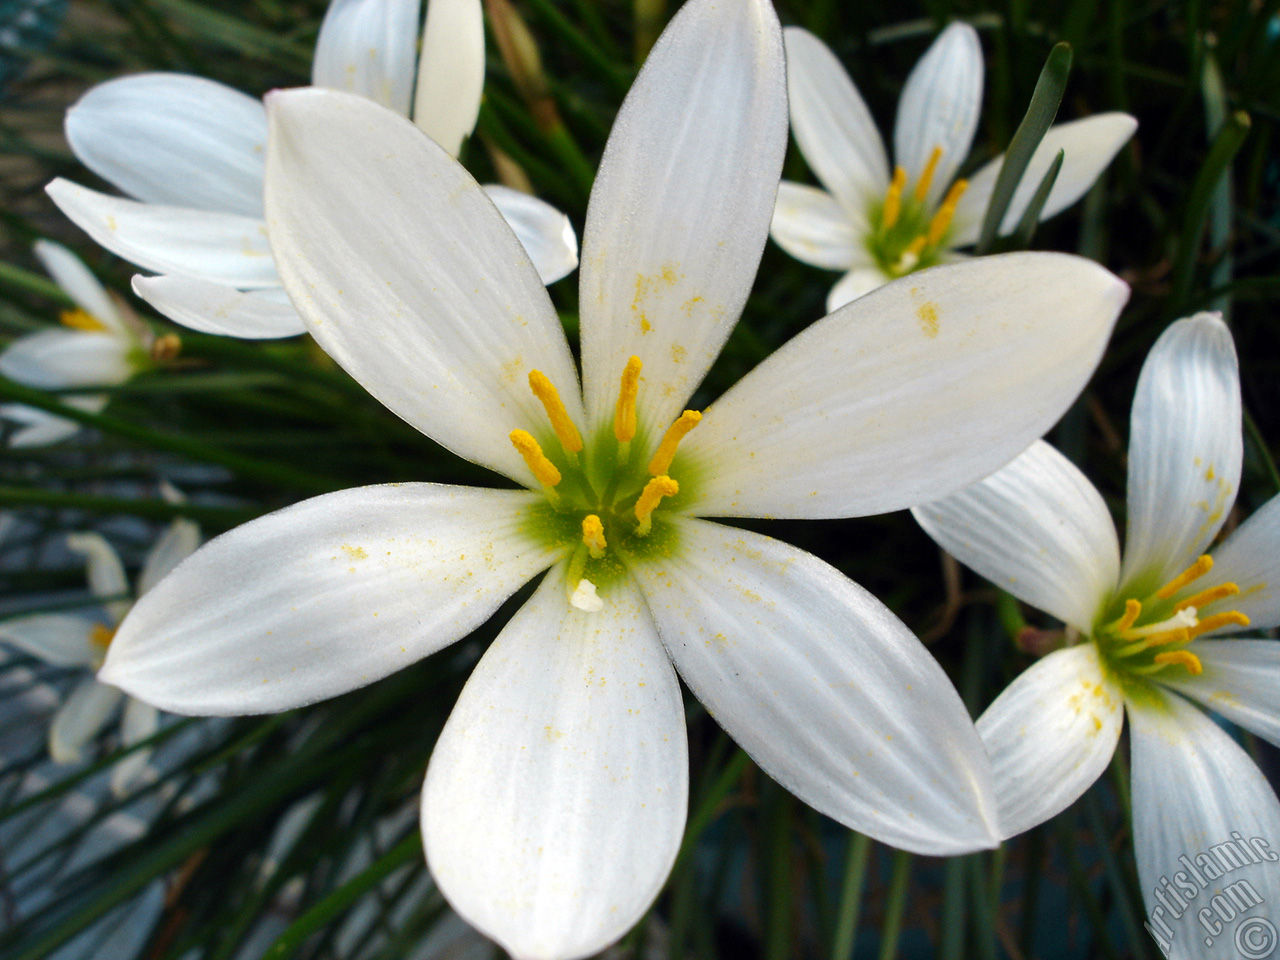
[
  {"xmin": 110, "ymin": 697, "xmax": 159, "ymax": 796},
  {"xmin": 131, "ymin": 275, "xmax": 305, "ymax": 339},
  {"xmin": 782, "ymin": 27, "xmax": 890, "ymax": 211},
  {"xmin": 949, "ymin": 113, "xmax": 1138, "ymax": 247},
  {"xmin": 67, "ymin": 532, "xmax": 131, "ymax": 624},
  {"xmin": 681, "ymin": 252, "xmax": 1128, "ymax": 518},
  {"xmin": 0, "ymin": 614, "xmax": 99, "ymax": 666},
  {"xmin": 0, "ymin": 328, "xmax": 133, "ymax": 389},
  {"xmin": 629, "ymin": 518, "xmax": 1000, "ymax": 855},
  {"xmin": 423, "ymin": 570, "xmax": 686, "ymax": 960},
  {"xmin": 1120, "ymin": 313, "xmax": 1242, "ymax": 594},
  {"xmin": 263, "ymin": 88, "xmax": 580, "ymax": 483},
  {"xmin": 100, "ymin": 485, "xmax": 562, "ymax": 715},
  {"xmin": 482, "ymin": 184, "xmax": 579, "ymax": 285},
  {"xmin": 49, "ymin": 679, "xmax": 123, "ymax": 763},
  {"xmin": 913, "ymin": 441, "xmax": 1119, "ymax": 632},
  {"xmin": 64, "ymin": 73, "xmax": 268, "ymax": 217},
  {"xmin": 2, "ymin": 396, "xmax": 106, "ymax": 448},
  {"xmin": 1127, "ymin": 686, "xmax": 1280, "ymax": 960},
  {"xmin": 1162, "ymin": 640, "xmax": 1280, "ymax": 750},
  {"xmin": 137, "ymin": 517, "xmax": 201, "ymax": 596},
  {"xmin": 893, "ymin": 22, "xmax": 983, "ymax": 208},
  {"xmin": 46, "ymin": 179, "xmax": 278, "ymax": 287},
  {"xmin": 826, "ymin": 265, "xmax": 890, "ymax": 311},
  {"xmin": 1199, "ymin": 492, "xmax": 1280, "ymax": 631},
  {"xmin": 769, "ymin": 181, "xmax": 863, "ymax": 271},
  {"xmin": 976, "ymin": 644, "xmax": 1123, "ymax": 838},
  {"xmin": 32, "ymin": 239, "xmax": 125, "ymax": 332},
  {"xmin": 413, "ymin": 0, "xmax": 485, "ymax": 158},
  {"xmin": 578, "ymin": 0, "xmax": 788, "ymax": 440},
  {"xmin": 312, "ymin": 0, "xmax": 420, "ymax": 116}
]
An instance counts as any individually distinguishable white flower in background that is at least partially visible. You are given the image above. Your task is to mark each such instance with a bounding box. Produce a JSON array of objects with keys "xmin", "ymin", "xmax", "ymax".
[
  {"xmin": 0, "ymin": 240, "xmax": 155, "ymax": 448},
  {"xmin": 0, "ymin": 514, "xmax": 200, "ymax": 795},
  {"xmin": 772, "ymin": 22, "xmax": 1137, "ymax": 311},
  {"xmin": 99, "ymin": 0, "xmax": 1127, "ymax": 956},
  {"xmin": 915, "ymin": 313, "xmax": 1280, "ymax": 960},
  {"xmin": 45, "ymin": 0, "xmax": 578, "ymax": 340}
]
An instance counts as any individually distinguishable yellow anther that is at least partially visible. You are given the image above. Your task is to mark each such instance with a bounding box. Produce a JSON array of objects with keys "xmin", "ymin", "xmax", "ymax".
[
  {"xmin": 1153, "ymin": 650, "xmax": 1203, "ymax": 675},
  {"xmin": 89, "ymin": 624, "xmax": 116, "ymax": 649},
  {"xmin": 1187, "ymin": 610, "xmax": 1250, "ymax": 640},
  {"xmin": 582, "ymin": 514, "xmax": 607, "ymax": 559},
  {"xmin": 528, "ymin": 370, "xmax": 583, "ymax": 454},
  {"xmin": 509, "ymin": 429, "xmax": 561, "ymax": 488},
  {"xmin": 882, "ymin": 167, "xmax": 907, "ymax": 230},
  {"xmin": 926, "ymin": 178, "xmax": 968, "ymax": 247},
  {"xmin": 1175, "ymin": 581, "xmax": 1240, "ymax": 613},
  {"xmin": 1142, "ymin": 627, "xmax": 1190, "ymax": 648},
  {"xmin": 614, "ymin": 356, "xmax": 643, "ymax": 443},
  {"xmin": 913, "ymin": 146, "xmax": 944, "ymax": 204},
  {"xmin": 634, "ymin": 475, "xmax": 678, "ymax": 535},
  {"xmin": 648, "ymin": 410, "xmax": 701, "ymax": 476},
  {"xmin": 60, "ymin": 308, "xmax": 108, "ymax": 332},
  {"xmin": 1156, "ymin": 555, "xmax": 1214, "ymax": 599},
  {"xmin": 903, "ymin": 234, "xmax": 928, "ymax": 258},
  {"xmin": 1107, "ymin": 598, "xmax": 1143, "ymax": 634}
]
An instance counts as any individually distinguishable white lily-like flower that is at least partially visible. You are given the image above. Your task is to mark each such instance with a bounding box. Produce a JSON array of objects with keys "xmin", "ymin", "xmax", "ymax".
[
  {"xmin": 99, "ymin": 0, "xmax": 1127, "ymax": 956},
  {"xmin": 0, "ymin": 515, "xmax": 200, "ymax": 795},
  {"xmin": 915, "ymin": 312, "xmax": 1280, "ymax": 960},
  {"xmin": 772, "ymin": 22, "xmax": 1138, "ymax": 311},
  {"xmin": 1, "ymin": 240, "xmax": 154, "ymax": 447},
  {"xmin": 45, "ymin": 0, "xmax": 578, "ymax": 340}
]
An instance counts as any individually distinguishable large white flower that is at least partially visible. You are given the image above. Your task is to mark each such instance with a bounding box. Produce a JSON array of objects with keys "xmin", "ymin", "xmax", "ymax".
[
  {"xmin": 0, "ymin": 515, "xmax": 200, "ymax": 795},
  {"xmin": 915, "ymin": 313, "xmax": 1280, "ymax": 960},
  {"xmin": 99, "ymin": 0, "xmax": 1127, "ymax": 956},
  {"xmin": 1, "ymin": 240, "xmax": 155, "ymax": 447},
  {"xmin": 773, "ymin": 22, "xmax": 1137, "ymax": 311},
  {"xmin": 44, "ymin": 0, "xmax": 577, "ymax": 340}
]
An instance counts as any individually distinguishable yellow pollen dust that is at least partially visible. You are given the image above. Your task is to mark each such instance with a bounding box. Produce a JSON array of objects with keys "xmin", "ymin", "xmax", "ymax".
[
  {"xmin": 89, "ymin": 623, "xmax": 116, "ymax": 649},
  {"xmin": 614, "ymin": 356, "xmax": 642, "ymax": 443},
  {"xmin": 635, "ymin": 475, "xmax": 678, "ymax": 536},
  {"xmin": 1175, "ymin": 581, "xmax": 1240, "ymax": 613},
  {"xmin": 1188, "ymin": 610, "xmax": 1250, "ymax": 640},
  {"xmin": 1156, "ymin": 555, "xmax": 1214, "ymax": 599},
  {"xmin": 509, "ymin": 430, "xmax": 561, "ymax": 488},
  {"xmin": 60, "ymin": 308, "xmax": 108, "ymax": 332},
  {"xmin": 1153, "ymin": 650, "xmax": 1203, "ymax": 675},
  {"xmin": 913, "ymin": 146, "xmax": 944, "ymax": 204},
  {"xmin": 648, "ymin": 410, "xmax": 701, "ymax": 476},
  {"xmin": 926, "ymin": 179, "xmax": 968, "ymax": 247},
  {"xmin": 882, "ymin": 167, "xmax": 907, "ymax": 230},
  {"xmin": 528, "ymin": 370, "xmax": 582, "ymax": 454},
  {"xmin": 582, "ymin": 515, "xmax": 607, "ymax": 559}
]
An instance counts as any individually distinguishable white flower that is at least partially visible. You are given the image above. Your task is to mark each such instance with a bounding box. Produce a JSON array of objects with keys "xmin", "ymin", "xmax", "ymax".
[
  {"xmin": 772, "ymin": 22, "xmax": 1138, "ymax": 311},
  {"xmin": 0, "ymin": 240, "xmax": 153, "ymax": 447},
  {"xmin": 44, "ymin": 0, "xmax": 578, "ymax": 340},
  {"xmin": 0, "ymin": 515, "xmax": 201, "ymax": 795},
  {"xmin": 99, "ymin": 0, "xmax": 1128, "ymax": 956},
  {"xmin": 915, "ymin": 312, "xmax": 1280, "ymax": 960}
]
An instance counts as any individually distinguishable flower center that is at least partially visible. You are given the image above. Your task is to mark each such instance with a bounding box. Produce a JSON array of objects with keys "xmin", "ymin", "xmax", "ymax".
[
  {"xmin": 1094, "ymin": 554, "xmax": 1249, "ymax": 678},
  {"xmin": 510, "ymin": 356, "xmax": 700, "ymax": 611},
  {"xmin": 867, "ymin": 146, "xmax": 968, "ymax": 278}
]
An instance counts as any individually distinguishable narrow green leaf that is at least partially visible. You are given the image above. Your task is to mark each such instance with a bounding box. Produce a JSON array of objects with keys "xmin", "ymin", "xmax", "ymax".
[
  {"xmin": 829, "ymin": 832, "xmax": 872, "ymax": 960},
  {"xmin": 1010, "ymin": 148, "xmax": 1064, "ymax": 248}
]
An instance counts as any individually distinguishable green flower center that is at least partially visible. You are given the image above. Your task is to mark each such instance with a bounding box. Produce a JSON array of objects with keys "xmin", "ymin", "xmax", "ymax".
[{"xmin": 866, "ymin": 147, "xmax": 967, "ymax": 279}]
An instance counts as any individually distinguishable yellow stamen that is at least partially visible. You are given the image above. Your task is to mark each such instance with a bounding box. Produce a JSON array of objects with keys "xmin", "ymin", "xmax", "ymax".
[
  {"xmin": 926, "ymin": 178, "xmax": 968, "ymax": 247},
  {"xmin": 913, "ymin": 146, "xmax": 944, "ymax": 204},
  {"xmin": 1153, "ymin": 650, "xmax": 1203, "ymax": 675},
  {"xmin": 1107, "ymin": 598, "xmax": 1143, "ymax": 633},
  {"xmin": 582, "ymin": 514, "xmax": 607, "ymax": 559},
  {"xmin": 1175, "ymin": 581, "xmax": 1240, "ymax": 613},
  {"xmin": 60, "ymin": 308, "xmax": 108, "ymax": 332},
  {"xmin": 509, "ymin": 429, "xmax": 561, "ymax": 488},
  {"xmin": 634, "ymin": 475, "xmax": 678, "ymax": 536},
  {"xmin": 648, "ymin": 410, "xmax": 701, "ymax": 476},
  {"xmin": 528, "ymin": 370, "xmax": 583, "ymax": 454},
  {"xmin": 89, "ymin": 624, "xmax": 116, "ymax": 649},
  {"xmin": 1142, "ymin": 627, "xmax": 1190, "ymax": 648},
  {"xmin": 882, "ymin": 167, "xmax": 907, "ymax": 230},
  {"xmin": 1187, "ymin": 610, "xmax": 1250, "ymax": 640},
  {"xmin": 1156, "ymin": 555, "xmax": 1214, "ymax": 599},
  {"xmin": 614, "ymin": 356, "xmax": 642, "ymax": 443},
  {"xmin": 903, "ymin": 234, "xmax": 927, "ymax": 258}
]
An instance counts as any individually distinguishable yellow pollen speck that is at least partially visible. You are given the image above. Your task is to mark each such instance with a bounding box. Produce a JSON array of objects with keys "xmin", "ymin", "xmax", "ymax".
[
  {"xmin": 60, "ymin": 308, "xmax": 108, "ymax": 332},
  {"xmin": 1156, "ymin": 555, "xmax": 1214, "ymax": 599},
  {"xmin": 1206, "ymin": 465, "xmax": 1216, "ymax": 481},
  {"xmin": 648, "ymin": 410, "xmax": 701, "ymax": 476},
  {"xmin": 509, "ymin": 429, "xmax": 561, "ymax": 487},
  {"xmin": 635, "ymin": 475, "xmax": 678, "ymax": 535},
  {"xmin": 882, "ymin": 167, "xmax": 907, "ymax": 230},
  {"xmin": 582, "ymin": 515, "xmax": 607, "ymax": 559},
  {"xmin": 614, "ymin": 356, "xmax": 642, "ymax": 443},
  {"xmin": 89, "ymin": 623, "xmax": 116, "ymax": 649},
  {"xmin": 528, "ymin": 370, "xmax": 583, "ymax": 453},
  {"xmin": 913, "ymin": 146, "xmax": 944, "ymax": 203},
  {"xmin": 916, "ymin": 301, "xmax": 939, "ymax": 338},
  {"xmin": 341, "ymin": 545, "xmax": 368, "ymax": 560},
  {"xmin": 1153, "ymin": 650, "xmax": 1203, "ymax": 675}
]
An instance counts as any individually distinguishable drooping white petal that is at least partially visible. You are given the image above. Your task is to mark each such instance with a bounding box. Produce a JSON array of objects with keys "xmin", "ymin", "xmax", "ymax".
[
  {"xmin": 263, "ymin": 89, "xmax": 580, "ymax": 483},
  {"xmin": 629, "ymin": 518, "xmax": 1000, "ymax": 855},
  {"xmin": 578, "ymin": 0, "xmax": 788, "ymax": 440},
  {"xmin": 0, "ymin": 614, "xmax": 99, "ymax": 666},
  {"xmin": 826, "ymin": 265, "xmax": 890, "ymax": 311},
  {"xmin": 64, "ymin": 73, "xmax": 268, "ymax": 217},
  {"xmin": 110, "ymin": 696, "xmax": 159, "ymax": 796},
  {"xmin": 0, "ymin": 328, "xmax": 134, "ymax": 390},
  {"xmin": 137, "ymin": 517, "xmax": 201, "ymax": 597},
  {"xmin": 913, "ymin": 441, "xmax": 1119, "ymax": 633},
  {"xmin": 1120, "ymin": 313, "xmax": 1242, "ymax": 594},
  {"xmin": 782, "ymin": 27, "xmax": 890, "ymax": 212},
  {"xmin": 893, "ymin": 22, "xmax": 983, "ymax": 208},
  {"xmin": 949, "ymin": 113, "xmax": 1138, "ymax": 247},
  {"xmin": 413, "ymin": 0, "xmax": 484, "ymax": 158},
  {"xmin": 1200, "ymin": 491, "xmax": 1280, "ymax": 631},
  {"xmin": 482, "ymin": 184, "xmax": 579, "ymax": 285},
  {"xmin": 100, "ymin": 485, "xmax": 562, "ymax": 715},
  {"xmin": 312, "ymin": 0, "xmax": 420, "ymax": 116},
  {"xmin": 1127, "ymin": 686, "xmax": 1280, "ymax": 960},
  {"xmin": 49, "ymin": 679, "xmax": 123, "ymax": 763},
  {"xmin": 131, "ymin": 275, "xmax": 305, "ymax": 339},
  {"xmin": 1, "ymin": 395, "xmax": 108, "ymax": 448},
  {"xmin": 681, "ymin": 253, "xmax": 1128, "ymax": 519},
  {"xmin": 32, "ymin": 240, "xmax": 124, "ymax": 333},
  {"xmin": 976, "ymin": 644, "xmax": 1124, "ymax": 838},
  {"xmin": 1161, "ymin": 640, "xmax": 1280, "ymax": 749},
  {"xmin": 423, "ymin": 570, "xmax": 686, "ymax": 960},
  {"xmin": 46, "ymin": 180, "xmax": 278, "ymax": 287},
  {"xmin": 67, "ymin": 532, "xmax": 131, "ymax": 624},
  {"xmin": 769, "ymin": 181, "xmax": 864, "ymax": 271}
]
